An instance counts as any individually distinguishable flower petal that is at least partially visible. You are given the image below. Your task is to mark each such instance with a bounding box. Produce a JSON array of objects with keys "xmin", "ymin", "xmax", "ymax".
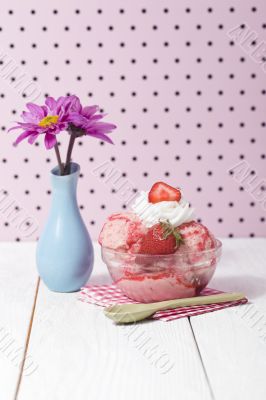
[
  {"xmin": 28, "ymin": 133, "xmax": 39, "ymax": 144},
  {"xmin": 13, "ymin": 130, "xmax": 36, "ymax": 146},
  {"xmin": 21, "ymin": 111, "xmax": 39, "ymax": 123},
  {"xmin": 66, "ymin": 95, "xmax": 82, "ymax": 113},
  {"xmin": 44, "ymin": 133, "xmax": 56, "ymax": 149},
  {"xmin": 82, "ymin": 105, "xmax": 99, "ymax": 118},
  {"xmin": 86, "ymin": 131, "xmax": 114, "ymax": 144},
  {"xmin": 87, "ymin": 121, "xmax": 117, "ymax": 133},
  {"xmin": 26, "ymin": 103, "xmax": 47, "ymax": 121},
  {"xmin": 45, "ymin": 97, "xmax": 57, "ymax": 113},
  {"xmin": 55, "ymin": 96, "xmax": 66, "ymax": 113},
  {"xmin": 9, "ymin": 121, "xmax": 43, "ymax": 132},
  {"xmin": 90, "ymin": 113, "xmax": 106, "ymax": 121},
  {"xmin": 66, "ymin": 112, "xmax": 88, "ymax": 127},
  {"xmin": 8, "ymin": 124, "xmax": 24, "ymax": 132}
]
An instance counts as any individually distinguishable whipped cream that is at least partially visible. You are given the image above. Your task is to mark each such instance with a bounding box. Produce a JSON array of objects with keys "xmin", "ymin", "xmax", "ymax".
[{"xmin": 131, "ymin": 191, "xmax": 195, "ymax": 228}]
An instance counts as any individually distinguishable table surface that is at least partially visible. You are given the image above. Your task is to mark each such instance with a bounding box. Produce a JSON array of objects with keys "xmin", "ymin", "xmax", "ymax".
[{"xmin": 0, "ymin": 239, "xmax": 266, "ymax": 400}]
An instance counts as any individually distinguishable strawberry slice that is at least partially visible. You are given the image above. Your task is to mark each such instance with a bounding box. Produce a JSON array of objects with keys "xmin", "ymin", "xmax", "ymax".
[{"xmin": 148, "ymin": 182, "xmax": 181, "ymax": 203}]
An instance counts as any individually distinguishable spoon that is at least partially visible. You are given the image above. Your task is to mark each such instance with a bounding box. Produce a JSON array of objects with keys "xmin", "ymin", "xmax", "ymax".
[{"xmin": 104, "ymin": 292, "xmax": 246, "ymax": 324}]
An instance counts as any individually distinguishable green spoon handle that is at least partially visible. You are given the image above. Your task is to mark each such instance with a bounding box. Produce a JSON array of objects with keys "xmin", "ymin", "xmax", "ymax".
[{"xmin": 145, "ymin": 292, "xmax": 246, "ymax": 312}]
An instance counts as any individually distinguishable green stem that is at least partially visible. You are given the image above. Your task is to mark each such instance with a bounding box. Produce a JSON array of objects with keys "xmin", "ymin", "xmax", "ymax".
[{"xmin": 54, "ymin": 141, "xmax": 64, "ymax": 176}]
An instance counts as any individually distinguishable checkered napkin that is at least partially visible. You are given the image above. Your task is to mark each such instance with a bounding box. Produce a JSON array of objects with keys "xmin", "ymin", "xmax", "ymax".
[{"xmin": 79, "ymin": 284, "xmax": 248, "ymax": 322}]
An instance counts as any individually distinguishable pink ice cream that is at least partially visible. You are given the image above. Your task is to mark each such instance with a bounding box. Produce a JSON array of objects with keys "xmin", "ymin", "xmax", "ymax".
[
  {"xmin": 178, "ymin": 221, "xmax": 216, "ymax": 252},
  {"xmin": 116, "ymin": 270, "xmax": 196, "ymax": 302},
  {"xmin": 100, "ymin": 217, "xmax": 218, "ymax": 302},
  {"xmin": 99, "ymin": 184, "xmax": 220, "ymax": 303},
  {"xmin": 98, "ymin": 212, "xmax": 147, "ymax": 253}
]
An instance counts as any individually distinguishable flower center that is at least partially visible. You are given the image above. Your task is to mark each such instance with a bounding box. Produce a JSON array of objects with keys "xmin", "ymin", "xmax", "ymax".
[{"xmin": 39, "ymin": 115, "xmax": 59, "ymax": 127}]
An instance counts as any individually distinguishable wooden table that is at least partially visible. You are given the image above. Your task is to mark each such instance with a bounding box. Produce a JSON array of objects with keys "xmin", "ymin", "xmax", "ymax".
[{"xmin": 0, "ymin": 239, "xmax": 266, "ymax": 400}]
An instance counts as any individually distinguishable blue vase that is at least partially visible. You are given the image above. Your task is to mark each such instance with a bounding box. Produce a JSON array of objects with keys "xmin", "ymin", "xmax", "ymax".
[{"xmin": 36, "ymin": 162, "xmax": 94, "ymax": 292}]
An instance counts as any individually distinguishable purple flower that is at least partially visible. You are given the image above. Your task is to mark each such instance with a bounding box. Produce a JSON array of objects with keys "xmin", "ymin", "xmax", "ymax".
[
  {"xmin": 67, "ymin": 104, "xmax": 116, "ymax": 144},
  {"xmin": 8, "ymin": 95, "xmax": 79, "ymax": 149}
]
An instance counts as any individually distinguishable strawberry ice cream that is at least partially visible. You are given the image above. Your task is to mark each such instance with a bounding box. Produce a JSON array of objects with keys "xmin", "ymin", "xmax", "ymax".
[
  {"xmin": 178, "ymin": 221, "xmax": 216, "ymax": 252},
  {"xmin": 116, "ymin": 271, "xmax": 196, "ymax": 303},
  {"xmin": 98, "ymin": 212, "xmax": 147, "ymax": 253},
  {"xmin": 99, "ymin": 182, "xmax": 221, "ymax": 302}
]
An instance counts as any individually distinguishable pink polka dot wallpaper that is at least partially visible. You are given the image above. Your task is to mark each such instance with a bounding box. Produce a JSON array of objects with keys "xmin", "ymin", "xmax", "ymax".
[{"xmin": 0, "ymin": 0, "xmax": 266, "ymax": 241}]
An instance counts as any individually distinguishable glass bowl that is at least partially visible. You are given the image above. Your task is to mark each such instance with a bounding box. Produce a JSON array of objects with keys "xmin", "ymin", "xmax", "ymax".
[{"xmin": 101, "ymin": 239, "xmax": 222, "ymax": 303}]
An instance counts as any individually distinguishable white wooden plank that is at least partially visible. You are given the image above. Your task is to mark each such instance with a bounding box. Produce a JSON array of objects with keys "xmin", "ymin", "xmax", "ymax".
[
  {"xmin": 208, "ymin": 238, "xmax": 266, "ymax": 310},
  {"xmin": 0, "ymin": 243, "xmax": 39, "ymax": 400},
  {"xmin": 18, "ymin": 243, "xmax": 213, "ymax": 400},
  {"xmin": 190, "ymin": 238, "xmax": 266, "ymax": 400}
]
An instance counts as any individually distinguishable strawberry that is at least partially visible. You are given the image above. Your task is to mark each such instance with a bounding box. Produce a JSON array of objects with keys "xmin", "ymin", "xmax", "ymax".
[
  {"xmin": 148, "ymin": 182, "xmax": 181, "ymax": 203},
  {"xmin": 139, "ymin": 222, "xmax": 183, "ymax": 255}
]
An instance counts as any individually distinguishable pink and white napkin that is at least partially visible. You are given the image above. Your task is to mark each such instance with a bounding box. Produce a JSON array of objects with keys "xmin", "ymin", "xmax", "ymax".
[{"xmin": 79, "ymin": 284, "xmax": 248, "ymax": 322}]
